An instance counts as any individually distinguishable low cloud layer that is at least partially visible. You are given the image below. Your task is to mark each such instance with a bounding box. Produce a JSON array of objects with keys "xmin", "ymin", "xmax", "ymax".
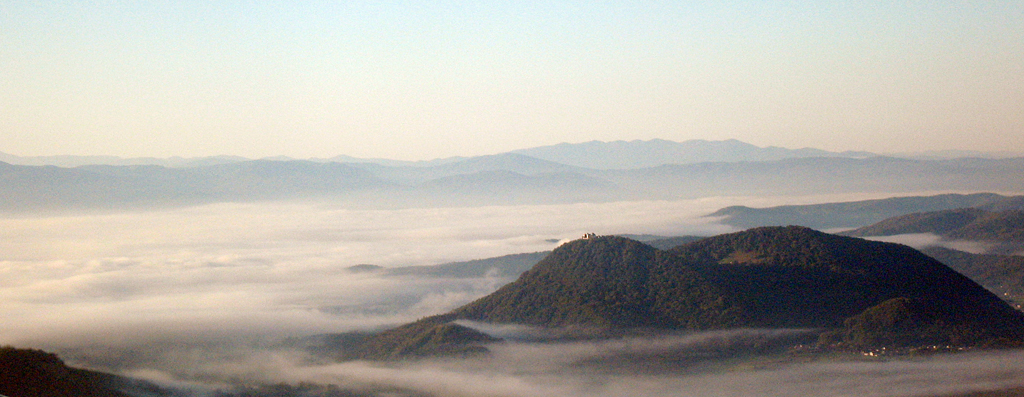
[
  {"xmin": 2, "ymin": 191, "xmax": 1002, "ymax": 396},
  {"xmin": 122, "ymin": 331, "xmax": 1024, "ymax": 397},
  {"xmin": 0, "ymin": 198, "xmax": 748, "ymax": 352},
  {"xmin": 863, "ymin": 233, "xmax": 992, "ymax": 254}
]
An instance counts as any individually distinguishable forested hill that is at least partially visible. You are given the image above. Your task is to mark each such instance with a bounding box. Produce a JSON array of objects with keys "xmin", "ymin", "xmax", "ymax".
[
  {"xmin": 708, "ymin": 193, "xmax": 1024, "ymax": 230},
  {"xmin": 342, "ymin": 227, "xmax": 1024, "ymax": 359},
  {"xmin": 667, "ymin": 227, "xmax": 1021, "ymax": 332},
  {"xmin": 450, "ymin": 236, "xmax": 736, "ymax": 329},
  {"xmin": 842, "ymin": 208, "xmax": 1024, "ymax": 242}
]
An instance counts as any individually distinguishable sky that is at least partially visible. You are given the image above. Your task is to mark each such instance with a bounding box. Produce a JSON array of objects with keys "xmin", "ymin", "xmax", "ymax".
[{"xmin": 2, "ymin": 1, "xmax": 1022, "ymax": 161}]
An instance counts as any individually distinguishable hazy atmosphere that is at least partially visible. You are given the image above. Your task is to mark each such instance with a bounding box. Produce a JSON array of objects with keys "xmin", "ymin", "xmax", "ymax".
[
  {"xmin": 6, "ymin": 195, "xmax": 1024, "ymax": 396},
  {"xmin": 0, "ymin": 197, "xmax": 743, "ymax": 350},
  {"xmin": 3, "ymin": 2, "xmax": 1024, "ymax": 397},
  {"xmin": 2, "ymin": 1, "xmax": 1023, "ymax": 160}
]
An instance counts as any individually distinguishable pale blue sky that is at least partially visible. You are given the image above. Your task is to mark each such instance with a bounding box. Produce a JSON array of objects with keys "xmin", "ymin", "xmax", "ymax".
[{"xmin": 2, "ymin": 1, "xmax": 1022, "ymax": 160}]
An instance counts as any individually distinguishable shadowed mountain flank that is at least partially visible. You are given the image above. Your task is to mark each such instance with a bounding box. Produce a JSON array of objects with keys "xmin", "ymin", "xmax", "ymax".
[
  {"xmin": 668, "ymin": 227, "xmax": 1022, "ymax": 333},
  {"xmin": 923, "ymin": 247, "xmax": 1024, "ymax": 307},
  {"xmin": 0, "ymin": 346, "xmax": 174, "ymax": 397}
]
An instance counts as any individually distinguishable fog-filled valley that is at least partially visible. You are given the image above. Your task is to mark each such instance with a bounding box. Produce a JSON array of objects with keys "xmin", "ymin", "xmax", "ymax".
[
  {"xmin": 3, "ymin": 189, "xmax": 1024, "ymax": 396},
  {"xmin": 6, "ymin": 0, "xmax": 1024, "ymax": 393},
  {"xmin": 4, "ymin": 136, "xmax": 1024, "ymax": 397},
  {"xmin": 0, "ymin": 199, "xmax": 731, "ymax": 349},
  {"xmin": 0, "ymin": 198, "xmax": 740, "ymax": 389}
]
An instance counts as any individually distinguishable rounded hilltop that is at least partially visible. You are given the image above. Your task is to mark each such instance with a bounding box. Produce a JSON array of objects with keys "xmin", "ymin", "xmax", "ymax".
[{"xmin": 342, "ymin": 227, "xmax": 1024, "ymax": 359}]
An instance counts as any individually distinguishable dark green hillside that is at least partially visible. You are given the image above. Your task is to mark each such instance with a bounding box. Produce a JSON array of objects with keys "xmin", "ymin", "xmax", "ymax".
[
  {"xmin": 819, "ymin": 297, "xmax": 988, "ymax": 348},
  {"xmin": 385, "ymin": 251, "xmax": 548, "ymax": 279},
  {"xmin": 668, "ymin": 227, "xmax": 1023, "ymax": 335},
  {"xmin": 840, "ymin": 208, "xmax": 1024, "ymax": 240},
  {"xmin": 344, "ymin": 228, "xmax": 1024, "ymax": 359},
  {"xmin": 948, "ymin": 210, "xmax": 1024, "ymax": 241},
  {"xmin": 343, "ymin": 315, "xmax": 498, "ymax": 360},
  {"xmin": 923, "ymin": 247, "xmax": 1024, "ymax": 307},
  {"xmin": 645, "ymin": 235, "xmax": 707, "ymax": 250},
  {"xmin": 841, "ymin": 208, "xmax": 1024, "ymax": 254},
  {"xmin": 840, "ymin": 208, "xmax": 988, "ymax": 237},
  {"xmin": 450, "ymin": 236, "xmax": 737, "ymax": 329}
]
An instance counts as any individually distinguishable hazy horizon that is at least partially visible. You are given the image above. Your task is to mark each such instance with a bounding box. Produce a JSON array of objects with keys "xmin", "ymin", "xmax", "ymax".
[
  {"xmin": 3, "ymin": 2, "xmax": 1022, "ymax": 160},
  {"xmin": 3, "ymin": 2, "xmax": 1024, "ymax": 395},
  {"xmin": 2, "ymin": 137, "xmax": 1022, "ymax": 163}
]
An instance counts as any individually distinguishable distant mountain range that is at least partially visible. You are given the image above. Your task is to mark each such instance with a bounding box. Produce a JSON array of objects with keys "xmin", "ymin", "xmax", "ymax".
[
  {"xmin": 0, "ymin": 152, "xmax": 250, "ymax": 168},
  {"xmin": 5, "ymin": 139, "xmax": 1019, "ymax": 170},
  {"xmin": 338, "ymin": 227, "xmax": 1024, "ymax": 360},
  {"xmin": 4, "ymin": 148, "xmax": 1024, "ymax": 213},
  {"xmin": 0, "ymin": 160, "xmax": 391, "ymax": 212},
  {"xmin": 511, "ymin": 139, "xmax": 876, "ymax": 169}
]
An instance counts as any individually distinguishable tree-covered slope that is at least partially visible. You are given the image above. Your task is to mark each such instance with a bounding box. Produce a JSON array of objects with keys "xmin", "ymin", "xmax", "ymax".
[
  {"xmin": 668, "ymin": 227, "xmax": 1021, "ymax": 330},
  {"xmin": 841, "ymin": 208, "xmax": 1024, "ymax": 254},
  {"xmin": 839, "ymin": 208, "xmax": 989, "ymax": 237},
  {"xmin": 708, "ymin": 193, "xmax": 1017, "ymax": 230},
  {"xmin": 450, "ymin": 236, "xmax": 737, "ymax": 329},
  {"xmin": 923, "ymin": 246, "xmax": 1024, "ymax": 307},
  {"xmin": 344, "ymin": 228, "xmax": 1024, "ymax": 359},
  {"xmin": 343, "ymin": 315, "xmax": 499, "ymax": 361}
]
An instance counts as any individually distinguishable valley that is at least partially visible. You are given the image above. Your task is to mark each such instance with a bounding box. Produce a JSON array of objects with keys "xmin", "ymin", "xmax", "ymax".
[{"xmin": 2, "ymin": 142, "xmax": 1024, "ymax": 396}]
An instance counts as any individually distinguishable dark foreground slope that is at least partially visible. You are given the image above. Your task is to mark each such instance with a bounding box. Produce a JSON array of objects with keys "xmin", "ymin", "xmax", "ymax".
[
  {"xmin": 1, "ymin": 345, "xmax": 427, "ymax": 397},
  {"xmin": 0, "ymin": 346, "xmax": 174, "ymax": 397},
  {"xmin": 344, "ymin": 228, "xmax": 1024, "ymax": 359}
]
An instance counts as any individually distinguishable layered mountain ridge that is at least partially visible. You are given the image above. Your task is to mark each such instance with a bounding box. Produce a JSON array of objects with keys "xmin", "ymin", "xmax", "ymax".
[
  {"xmin": 4, "ymin": 152, "xmax": 1024, "ymax": 213},
  {"xmin": 842, "ymin": 208, "xmax": 1024, "ymax": 243},
  {"xmin": 709, "ymin": 193, "xmax": 1024, "ymax": 230}
]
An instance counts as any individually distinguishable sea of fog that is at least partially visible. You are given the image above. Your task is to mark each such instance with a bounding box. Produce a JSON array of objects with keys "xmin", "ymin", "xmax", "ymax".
[{"xmin": 2, "ymin": 193, "xmax": 1023, "ymax": 396}]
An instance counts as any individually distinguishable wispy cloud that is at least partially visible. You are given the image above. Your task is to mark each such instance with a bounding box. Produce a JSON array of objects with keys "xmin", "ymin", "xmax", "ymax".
[
  {"xmin": 123, "ymin": 331, "xmax": 1024, "ymax": 397},
  {"xmin": 863, "ymin": 233, "xmax": 992, "ymax": 254}
]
